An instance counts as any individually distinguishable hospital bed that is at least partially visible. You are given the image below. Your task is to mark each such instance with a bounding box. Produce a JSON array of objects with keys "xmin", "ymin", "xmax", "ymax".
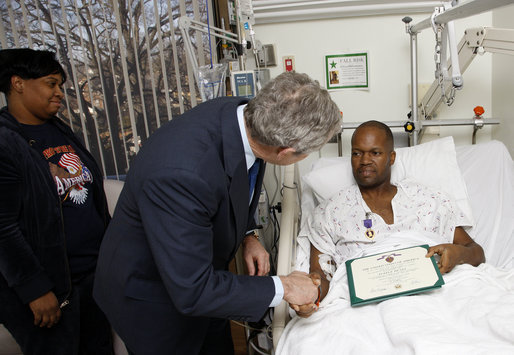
[{"xmin": 272, "ymin": 137, "xmax": 514, "ymax": 352}]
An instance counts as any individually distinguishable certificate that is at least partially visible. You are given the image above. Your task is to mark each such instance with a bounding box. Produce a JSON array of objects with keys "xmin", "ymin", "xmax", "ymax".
[{"xmin": 345, "ymin": 245, "xmax": 444, "ymax": 307}]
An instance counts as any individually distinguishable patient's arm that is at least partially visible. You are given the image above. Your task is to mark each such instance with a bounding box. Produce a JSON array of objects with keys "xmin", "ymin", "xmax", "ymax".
[
  {"xmin": 309, "ymin": 244, "xmax": 331, "ymax": 301},
  {"xmin": 290, "ymin": 244, "xmax": 332, "ymax": 318},
  {"xmin": 426, "ymin": 227, "xmax": 485, "ymax": 274}
]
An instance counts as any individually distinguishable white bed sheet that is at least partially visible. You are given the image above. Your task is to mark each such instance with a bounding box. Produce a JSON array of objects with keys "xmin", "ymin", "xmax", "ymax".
[
  {"xmin": 455, "ymin": 141, "xmax": 514, "ymax": 269},
  {"xmin": 277, "ymin": 259, "xmax": 514, "ymax": 354},
  {"xmin": 276, "ymin": 140, "xmax": 514, "ymax": 354}
]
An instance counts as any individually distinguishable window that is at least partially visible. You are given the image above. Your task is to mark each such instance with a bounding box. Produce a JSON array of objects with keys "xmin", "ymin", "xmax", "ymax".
[{"xmin": 1, "ymin": 0, "xmax": 214, "ymax": 178}]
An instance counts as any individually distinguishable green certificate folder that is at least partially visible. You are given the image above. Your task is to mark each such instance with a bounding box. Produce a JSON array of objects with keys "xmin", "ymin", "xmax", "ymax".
[{"xmin": 346, "ymin": 245, "xmax": 444, "ymax": 307}]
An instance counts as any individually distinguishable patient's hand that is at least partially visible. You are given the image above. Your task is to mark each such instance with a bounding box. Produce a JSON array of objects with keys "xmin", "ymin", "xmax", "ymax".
[
  {"xmin": 426, "ymin": 243, "xmax": 464, "ymax": 274},
  {"xmin": 290, "ymin": 303, "xmax": 318, "ymax": 318},
  {"xmin": 427, "ymin": 227, "xmax": 485, "ymax": 274}
]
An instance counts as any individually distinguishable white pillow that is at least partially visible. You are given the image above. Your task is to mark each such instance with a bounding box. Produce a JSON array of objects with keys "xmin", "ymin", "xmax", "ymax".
[{"xmin": 302, "ymin": 136, "xmax": 474, "ymax": 225}]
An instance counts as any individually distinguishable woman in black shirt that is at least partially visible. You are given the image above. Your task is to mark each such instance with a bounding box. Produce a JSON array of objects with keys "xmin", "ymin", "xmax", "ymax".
[{"xmin": 0, "ymin": 48, "xmax": 113, "ymax": 355}]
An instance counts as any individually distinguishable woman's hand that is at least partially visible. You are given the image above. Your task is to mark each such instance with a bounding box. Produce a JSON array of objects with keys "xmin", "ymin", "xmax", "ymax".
[{"xmin": 29, "ymin": 291, "xmax": 61, "ymax": 328}]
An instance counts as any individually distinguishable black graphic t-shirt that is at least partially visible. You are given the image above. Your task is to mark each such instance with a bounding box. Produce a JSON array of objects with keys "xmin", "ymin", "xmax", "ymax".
[{"xmin": 22, "ymin": 121, "xmax": 104, "ymax": 277}]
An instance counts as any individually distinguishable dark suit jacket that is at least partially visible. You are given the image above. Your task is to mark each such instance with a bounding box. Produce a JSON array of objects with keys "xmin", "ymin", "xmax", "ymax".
[{"xmin": 93, "ymin": 97, "xmax": 275, "ymax": 354}]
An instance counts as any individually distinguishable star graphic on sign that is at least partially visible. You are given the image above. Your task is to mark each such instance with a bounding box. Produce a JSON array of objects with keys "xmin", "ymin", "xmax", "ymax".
[{"xmin": 330, "ymin": 61, "xmax": 337, "ymax": 69}]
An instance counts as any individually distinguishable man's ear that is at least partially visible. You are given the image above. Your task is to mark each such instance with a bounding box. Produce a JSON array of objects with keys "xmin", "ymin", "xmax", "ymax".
[
  {"xmin": 10, "ymin": 76, "xmax": 25, "ymax": 94},
  {"xmin": 276, "ymin": 147, "xmax": 296, "ymax": 160},
  {"xmin": 389, "ymin": 150, "xmax": 396, "ymax": 166}
]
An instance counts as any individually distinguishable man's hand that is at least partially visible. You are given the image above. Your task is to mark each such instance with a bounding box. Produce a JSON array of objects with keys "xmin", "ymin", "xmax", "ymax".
[
  {"xmin": 243, "ymin": 234, "xmax": 270, "ymax": 276},
  {"xmin": 289, "ymin": 272, "xmax": 321, "ymax": 318},
  {"xmin": 280, "ymin": 271, "xmax": 320, "ymax": 306},
  {"xmin": 28, "ymin": 291, "xmax": 61, "ymax": 328}
]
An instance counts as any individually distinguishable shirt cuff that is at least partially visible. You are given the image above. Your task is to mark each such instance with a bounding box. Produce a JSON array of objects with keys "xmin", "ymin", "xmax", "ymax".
[{"xmin": 269, "ymin": 275, "xmax": 284, "ymax": 307}]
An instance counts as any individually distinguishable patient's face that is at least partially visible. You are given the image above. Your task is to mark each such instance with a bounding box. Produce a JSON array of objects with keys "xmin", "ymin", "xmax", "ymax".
[{"xmin": 351, "ymin": 127, "xmax": 395, "ymax": 188}]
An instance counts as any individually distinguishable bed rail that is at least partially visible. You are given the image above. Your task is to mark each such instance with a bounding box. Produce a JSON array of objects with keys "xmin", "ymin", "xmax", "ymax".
[{"xmin": 271, "ymin": 164, "xmax": 301, "ymax": 349}]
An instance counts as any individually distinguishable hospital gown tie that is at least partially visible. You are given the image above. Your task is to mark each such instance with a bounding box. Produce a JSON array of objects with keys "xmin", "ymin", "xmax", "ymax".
[{"xmin": 248, "ymin": 159, "xmax": 261, "ymax": 201}]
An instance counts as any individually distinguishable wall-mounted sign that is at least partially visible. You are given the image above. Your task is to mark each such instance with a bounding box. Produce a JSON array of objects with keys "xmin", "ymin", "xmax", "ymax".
[{"xmin": 325, "ymin": 52, "xmax": 369, "ymax": 90}]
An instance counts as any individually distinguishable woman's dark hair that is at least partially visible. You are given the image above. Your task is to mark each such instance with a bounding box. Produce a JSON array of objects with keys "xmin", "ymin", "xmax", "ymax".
[{"xmin": 0, "ymin": 48, "xmax": 66, "ymax": 94}]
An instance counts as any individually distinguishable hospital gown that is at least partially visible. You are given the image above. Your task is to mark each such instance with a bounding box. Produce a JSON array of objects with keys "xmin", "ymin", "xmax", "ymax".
[{"xmin": 303, "ymin": 179, "xmax": 471, "ymax": 279}]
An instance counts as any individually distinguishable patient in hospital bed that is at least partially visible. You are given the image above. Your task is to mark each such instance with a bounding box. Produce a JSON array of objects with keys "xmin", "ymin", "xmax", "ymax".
[
  {"xmin": 291, "ymin": 120, "xmax": 484, "ymax": 316},
  {"xmin": 277, "ymin": 122, "xmax": 514, "ymax": 354}
]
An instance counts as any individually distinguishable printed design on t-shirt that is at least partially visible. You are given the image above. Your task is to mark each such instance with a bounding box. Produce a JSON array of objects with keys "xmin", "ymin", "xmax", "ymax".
[
  {"xmin": 42, "ymin": 145, "xmax": 75, "ymax": 159},
  {"xmin": 48, "ymin": 150, "xmax": 93, "ymax": 204}
]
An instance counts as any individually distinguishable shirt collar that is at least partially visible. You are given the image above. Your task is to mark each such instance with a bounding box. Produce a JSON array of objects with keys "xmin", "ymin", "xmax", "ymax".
[{"xmin": 237, "ymin": 104, "xmax": 256, "ymax": 170}]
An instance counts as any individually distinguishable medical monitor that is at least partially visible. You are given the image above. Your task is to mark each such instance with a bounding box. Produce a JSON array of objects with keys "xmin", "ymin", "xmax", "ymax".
[{"xmin": 230, "ymin": 70, "xmax": 256, "ymax": 99}]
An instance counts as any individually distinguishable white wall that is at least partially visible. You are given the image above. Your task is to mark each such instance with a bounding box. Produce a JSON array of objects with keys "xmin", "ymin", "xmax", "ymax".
[
  {"xmin": 254, "ymin": 7, "xmax": 504, "ymax": 208},
  {"xmin": 254, "ymin": 11, "xmax": 494, "ymax": 155},
  {"xmin": 492, "ymin": 4, "xmax": 514, "ymax": 157}
]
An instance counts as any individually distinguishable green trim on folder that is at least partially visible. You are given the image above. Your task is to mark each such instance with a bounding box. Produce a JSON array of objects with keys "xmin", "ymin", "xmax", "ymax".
[{"xmin": 346, "ymin": 245, "xmax": 445, "ymax": 307}]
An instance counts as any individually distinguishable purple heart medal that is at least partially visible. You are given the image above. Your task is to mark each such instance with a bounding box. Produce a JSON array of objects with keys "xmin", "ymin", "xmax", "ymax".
[{"xmin": 364, "ymin": 212, "xmax": 375, "ymax": 240}]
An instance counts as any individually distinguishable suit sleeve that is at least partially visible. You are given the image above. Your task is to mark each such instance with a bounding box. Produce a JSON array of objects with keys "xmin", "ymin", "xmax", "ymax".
[
  {"xmin": 0, "ymin": 145, "xmax": 53, "ymax": 304},
  {"xmin": 138, "ymin": 167, "xmax": 275, "ymax": 321}
]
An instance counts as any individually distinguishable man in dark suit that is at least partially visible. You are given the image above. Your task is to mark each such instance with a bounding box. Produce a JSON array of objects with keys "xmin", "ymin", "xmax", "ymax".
[{"xmin": 93, "ymin": 72, "xmax": 342, "ymax": 354}]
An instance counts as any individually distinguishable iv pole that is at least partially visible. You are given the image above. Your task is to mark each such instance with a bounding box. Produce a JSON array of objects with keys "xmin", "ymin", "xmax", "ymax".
[{"xmin": 178, "ymin": 16, "xmax": 240, "ymax": 101}]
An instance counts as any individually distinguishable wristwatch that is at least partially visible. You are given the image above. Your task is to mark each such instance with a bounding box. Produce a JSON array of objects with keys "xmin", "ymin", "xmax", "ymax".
[{"xmin": 244, "ymin": 230, "xmax": 259, "ymax": 240}]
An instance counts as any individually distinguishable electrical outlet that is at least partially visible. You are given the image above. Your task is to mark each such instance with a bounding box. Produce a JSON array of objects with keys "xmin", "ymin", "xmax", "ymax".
[{"xmin": 257, "ymin": 44, "xmax": 277, "ymax": 67}]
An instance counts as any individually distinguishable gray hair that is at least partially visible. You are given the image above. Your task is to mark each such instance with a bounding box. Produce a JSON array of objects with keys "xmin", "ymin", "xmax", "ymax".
[{"xmin": 244, "ymin": 72, "xmax": 342, "ymax": 154}]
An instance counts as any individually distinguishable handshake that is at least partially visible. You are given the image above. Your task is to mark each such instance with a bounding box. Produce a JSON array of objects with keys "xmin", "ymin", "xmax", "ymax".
[{"xmin": 279, "ymin": 271, "xmax": 322, "ymax": 318}]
